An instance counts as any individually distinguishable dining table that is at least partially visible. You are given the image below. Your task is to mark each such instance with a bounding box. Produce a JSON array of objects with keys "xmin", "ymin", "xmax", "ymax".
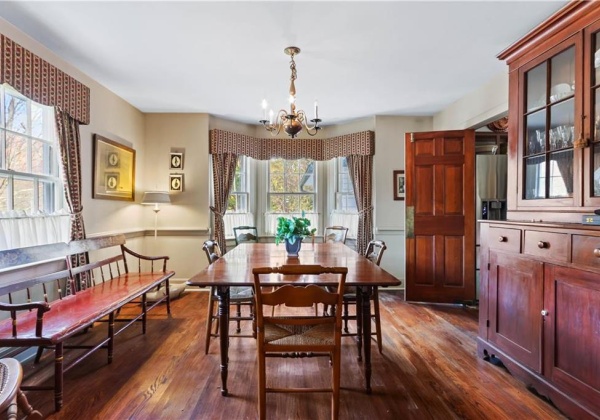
[{"xmin": 186, "ymin": 242, "xmax": 402, "ymax": 396}]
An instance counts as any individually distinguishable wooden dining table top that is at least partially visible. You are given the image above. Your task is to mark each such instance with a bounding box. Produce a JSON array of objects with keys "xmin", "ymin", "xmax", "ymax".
[{"xmin": 186, "ymin": 242, "xmax": 402, "ymax": 288}]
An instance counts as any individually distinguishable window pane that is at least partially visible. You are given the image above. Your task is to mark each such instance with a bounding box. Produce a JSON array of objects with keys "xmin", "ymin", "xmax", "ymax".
[
  {"xmin": 31, "ymin": 103, "xmax": 44, "ymax": 139},
  {"xmin": 0, "ymin": 176, "xmax": 8, "ymax": 211},
  {"xmin": 270, "ymin": 174, "xmax": 284, "ymax": 192},
  {"xmin": 269, "ymin": 194, "xmax": 284, "ymax": 212},
  {"xmin": 270, "ymin": 159, "xmax": 284, "ymax": 173},
  {"xmin": 525, "ymin": 156, "xmax": 546, "ymax": 199},
  {"xmin": 299, "ymin": 194, "xmax": 314, "ymax": 212},
  {"xmin": 13, "ymin": 178, "xmax": 34, "ymax": 211},
  {"xmin": 227, "ymin": 194, "xmax": 237, "ymax": 212},
  {"xmin": 549, "ymin": 98, "xmax": 575, "ymax": 150},
  {"xmin": 4, "ymin": 93, "xmax": 27, "ymax": 134},
  {"xmin": 38, "ymin": 179, "xmax": 55, "ymax": 212},
  {"xmin": 284, "ymin": 195, "xmax": 300, "ymax": 212},
  {"xmin": 525, "ymin": 109, "xmax": 546, "ymax": 155},
  {"xmin": 526, "ymin": 62, "xmax": 547, "ymax": 111},
  {"xmin": 549, "ymin": 150, "xmax": 573, "ymax": 198},
  {"xmin": 550, "ymin": 47, "xmax": 575, "ymax": 104},
  {"xmin": 593, "ymin": 143, "xmax": 600, "ymax": 196},
  {"xmin": 285, "ymin": 174, "xmax": 299, "ymax": 192},
  {"xmin": 32, "ymin": 140, "xmax": 55, "ymax": 175},
  {"xmin": 5, "ymin": 133, "xmax": 28, "ymax": 172}
]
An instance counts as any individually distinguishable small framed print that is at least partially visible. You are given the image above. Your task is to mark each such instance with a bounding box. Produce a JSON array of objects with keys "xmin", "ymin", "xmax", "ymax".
[
  {"xmin": 107, "ymin": 152, "xmax": 120, "ymax": 168},
  {"xmin": 170, "ymin": 152, "xmax": 184, "ymax": 170},
  {"xmin": 393, "ymin": 170, "xmax": 405, "ymax": 201},
  {"xmin": 169, "ymin": 174, "xmax": 184, "ymax": 192},
  {"xmin": 105, "ymin": 173, "xmax": 119, "ymax": 191}
]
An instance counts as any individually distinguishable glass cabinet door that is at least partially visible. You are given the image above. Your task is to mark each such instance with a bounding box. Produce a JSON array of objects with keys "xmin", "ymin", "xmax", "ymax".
[
  {"xmin": 522, "ymin": 46, "xmax": 576, "ymax": 202},
  {"xmin": 590, "ymin": 29, "xmax": 600, "ymax": 198}
]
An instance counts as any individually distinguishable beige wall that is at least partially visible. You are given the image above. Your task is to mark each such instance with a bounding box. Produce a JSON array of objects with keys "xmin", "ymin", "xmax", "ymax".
[
  {"xmin": 0, "ymin": 18, "xmax": 147, "ymax": 237},
  {"xmin": 433, "ymin": 71, "xmax": 509, "ymax": 130},
  {"xmin": 1, "ymin": 17, "xmax": 510, "ymax": 285}
]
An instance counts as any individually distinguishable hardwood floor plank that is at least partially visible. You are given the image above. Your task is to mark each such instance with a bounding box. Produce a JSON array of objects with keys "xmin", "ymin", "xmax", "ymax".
[{"xmin": 13, "ymin": 291, "xmax": 565, "ymax": 419}]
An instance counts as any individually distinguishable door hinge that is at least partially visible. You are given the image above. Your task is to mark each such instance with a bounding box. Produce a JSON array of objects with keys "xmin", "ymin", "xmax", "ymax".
[
  {"xmin": 486, "ymin": 319, "xmax": 490, "ymax": 328},
  {"xmin": 410, "ymin": 133, "xmax": 415, "ymax": 142}
]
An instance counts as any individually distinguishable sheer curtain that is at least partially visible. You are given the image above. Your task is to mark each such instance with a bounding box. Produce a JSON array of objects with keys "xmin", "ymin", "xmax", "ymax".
[{"xmin": 0, "ymin": 211, "xmax": 70, "ymax": 251}]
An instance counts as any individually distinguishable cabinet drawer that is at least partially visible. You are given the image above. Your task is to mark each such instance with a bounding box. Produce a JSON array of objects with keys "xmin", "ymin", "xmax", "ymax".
[
  {"xmin": 523, "ymin": 230, "xmax": 568, "ymax": 262},
  {"xmin": 489, "ymin": 227, "xmax": 521, "ymax": 253},
  {"xmin": 572, "ymin": 235, "xmax": 600, "ymax": 269}
]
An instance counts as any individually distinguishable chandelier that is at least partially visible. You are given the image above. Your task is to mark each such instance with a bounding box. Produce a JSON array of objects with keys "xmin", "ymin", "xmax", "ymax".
[{"xmin": 260, "ymin": 46, "xmax": 322, "ymax": 138}]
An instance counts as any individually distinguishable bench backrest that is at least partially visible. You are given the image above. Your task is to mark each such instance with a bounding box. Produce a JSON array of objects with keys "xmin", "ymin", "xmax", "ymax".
[{"xmin": 0, "ymin": 234, "xmax": 137, "ymax": 311}]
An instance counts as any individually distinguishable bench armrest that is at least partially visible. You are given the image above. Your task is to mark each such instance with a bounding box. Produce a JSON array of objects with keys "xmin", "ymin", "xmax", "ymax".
[
  {"xmin": 0, "ymin": 301, "xmax": 50, "ymax": 337},
  {"xmin": 121, "ymin": 245, "xmax": 169, "ymax": 272}
]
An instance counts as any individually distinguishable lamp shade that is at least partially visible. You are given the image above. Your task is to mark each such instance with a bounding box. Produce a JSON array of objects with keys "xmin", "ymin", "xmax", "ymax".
[{"xmin": 141, "ymin": 191, "xmax": 171, "ymax": 205}]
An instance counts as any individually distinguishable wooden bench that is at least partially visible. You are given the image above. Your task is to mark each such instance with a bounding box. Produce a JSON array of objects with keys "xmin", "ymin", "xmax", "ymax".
[{"xmin": 0, "ymin": 234, "xmax": 175, "ymax": 412}]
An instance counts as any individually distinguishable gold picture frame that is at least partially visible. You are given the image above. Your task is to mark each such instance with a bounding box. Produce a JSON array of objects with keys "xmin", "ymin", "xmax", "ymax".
[{"xmin": 93, "ymin": 134, "xmax": 136, "ymax": 201}]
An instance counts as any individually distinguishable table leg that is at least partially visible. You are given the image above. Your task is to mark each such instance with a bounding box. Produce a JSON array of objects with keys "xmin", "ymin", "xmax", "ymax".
[
  {"xmin": 360, "ymin": 286, "xmax": 373, "ymax": 394},
  {"xmin": 355, "ymin": 288, "xmax": 363, "ymax": 362},
  {"xmin": 216, "ymin": 286, "xmax": 230, "ymax": 396}
]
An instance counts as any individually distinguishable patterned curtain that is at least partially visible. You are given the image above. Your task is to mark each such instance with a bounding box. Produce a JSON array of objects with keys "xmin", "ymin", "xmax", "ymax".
[
  {"xmin": 211, "ymin": 153, "xmax": 238, "ymax": 253},
  {"xmin": 55, "ymin": 107, "xmax": 89, "ymax": 289},
  {"xmin": 346, "ymin": 155, "xmax": 374, "ymax": 256}
]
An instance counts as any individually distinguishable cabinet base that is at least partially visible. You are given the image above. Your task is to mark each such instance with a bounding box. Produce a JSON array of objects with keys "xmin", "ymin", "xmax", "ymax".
[{"xmin": 477, "ymin": 338, "xmax": 599, "ymax": 419}]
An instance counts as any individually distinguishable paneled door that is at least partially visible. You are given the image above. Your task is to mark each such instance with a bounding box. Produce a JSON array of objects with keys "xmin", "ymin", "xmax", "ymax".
[{"xmin": 405, "ymin": 130, "xmax": 475, "ymax": 303}]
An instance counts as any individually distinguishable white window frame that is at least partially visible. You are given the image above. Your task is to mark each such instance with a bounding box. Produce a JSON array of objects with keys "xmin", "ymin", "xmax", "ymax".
[
  {"xmin": 267, "ymin": 158, "xmax": 317, "ymax": 214},
  {"xmin": 227, "ymin": 155, "xmax": 249, "ymax": 213},
  {"xmin": 334, "ymin": 157, "xmax": 357, "ymax": 214},
  {"xmin": 0, "ymin": 84, "xmax": 64, "ymax": 214}
]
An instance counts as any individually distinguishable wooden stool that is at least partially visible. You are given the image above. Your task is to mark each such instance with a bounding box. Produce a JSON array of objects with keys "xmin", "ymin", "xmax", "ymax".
[{"xmin": 0, "ymin": 358, "xmax": 42, "ymax": 419}]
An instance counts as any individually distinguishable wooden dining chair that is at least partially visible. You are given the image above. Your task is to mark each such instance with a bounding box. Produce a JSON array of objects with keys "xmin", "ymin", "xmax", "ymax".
[
  {"xmin": 233, "ymin": 226, "xmax": 258, "ymax": 246},
  {"xmin": 202, "ymin": 240, "xmax": 255, "ymax": 354},
  {"xmin": 341, "ymin": 240, "xmax": 387, "ymax": 354},
  {"xmin": 252, "ymin": 264, "xmax": 347, "ymax": 420},
  {"xmin": 324, "ymin": 226, "xmax": 349, "ymax": 244},
  {"xmin": 0, "ymin": 358, "xmax": 42, "ymax": 419}
]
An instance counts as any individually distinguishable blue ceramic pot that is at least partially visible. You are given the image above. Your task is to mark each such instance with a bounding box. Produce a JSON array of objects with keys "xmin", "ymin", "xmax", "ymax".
[{"xmin": 285, "ymin": 237, "xmax": 303, "ymax": 257}]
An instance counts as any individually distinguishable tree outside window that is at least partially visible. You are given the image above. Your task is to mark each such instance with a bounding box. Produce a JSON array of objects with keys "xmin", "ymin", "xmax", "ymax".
[
  {"xmin": 0, "ymin": 85, "xmax": 62, "ymax": 213},
  {"xmin": 227, "ymin": 156, "xmax": 248, "ymax": 213},
  {"xmin": 268, "ymin": 158, "xmax": 315, "ymax": 213}
]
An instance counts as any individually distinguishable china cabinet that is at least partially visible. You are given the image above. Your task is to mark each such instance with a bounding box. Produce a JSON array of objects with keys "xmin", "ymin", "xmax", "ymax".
[{"xmin": 478, "ymin": 3, "xmax": 600, "ymax": 419}]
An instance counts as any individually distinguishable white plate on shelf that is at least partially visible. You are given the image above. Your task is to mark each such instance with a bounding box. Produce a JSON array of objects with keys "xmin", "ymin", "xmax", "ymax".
[{"xmin": 550, "ymin": 83, "xmax": 572, "ymax": 102}]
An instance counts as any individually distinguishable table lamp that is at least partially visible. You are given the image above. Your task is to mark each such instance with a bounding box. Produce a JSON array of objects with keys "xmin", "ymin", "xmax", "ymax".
[{"xmin": 141, "ymin": 191, "xmax": 171, "ymax": 239}]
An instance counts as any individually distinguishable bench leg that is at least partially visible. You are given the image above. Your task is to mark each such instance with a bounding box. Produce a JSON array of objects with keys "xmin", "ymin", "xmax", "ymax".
[
  {"xmin": 142, "ymin": 293, "xmax": 147, "ymax": 335},
  {"xmin": 108, "ymin": 312, "xmax": 115, "ymax": 363},
  {"xmin": 165, "ymin": 278, "xmax": 171, "ymax": 315},
  {"xmin": 34, "ymin": 346, "xmax": 45, "ymax": 363},
  {"xmin": 54, "ymin": 342, "xmax": 64, "ymax": 412}
]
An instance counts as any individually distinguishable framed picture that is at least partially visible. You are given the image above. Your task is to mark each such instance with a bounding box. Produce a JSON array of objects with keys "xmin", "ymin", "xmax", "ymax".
[
  {"xmin": 170, "ymin": 152, "xmax": 184, "ymax": 170},
  {"xmin": 393, "ymin": 170, "xmax": 405, "ymax": 201},
  {"xmin": 93, "ymin": 134, "xmax": 136, "ymax": 201},
  {"xmin": 169, "ymin": 174, "xmax": 184, "ymax": 192}
]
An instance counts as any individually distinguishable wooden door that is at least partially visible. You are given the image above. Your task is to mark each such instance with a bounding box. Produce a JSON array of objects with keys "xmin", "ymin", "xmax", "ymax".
[{"xmin": 405, "ymin": 130, "xmax": 475, "ymax": 303}]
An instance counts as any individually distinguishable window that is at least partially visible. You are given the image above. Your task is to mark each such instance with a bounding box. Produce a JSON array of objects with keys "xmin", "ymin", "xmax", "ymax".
[
  {"xmin": 0, "ymin": 85, "xmax": 62, "ymax": 213},
  {"xmin": 268, "ymin": 158, "xmax": 316, "ymax": 213},
  {"xmin": 227, "ymin": 156, "xmax": 248, "ymax": 213},
  {"xmin": 335, "ymin": 157, "xmax": 357, "ymax": 212}
]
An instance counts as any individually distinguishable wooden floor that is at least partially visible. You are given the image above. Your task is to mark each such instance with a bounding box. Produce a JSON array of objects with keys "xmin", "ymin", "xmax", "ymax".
[{"xmin": 18, "ymin": 291, "xmax": 566, "ymax": 419}]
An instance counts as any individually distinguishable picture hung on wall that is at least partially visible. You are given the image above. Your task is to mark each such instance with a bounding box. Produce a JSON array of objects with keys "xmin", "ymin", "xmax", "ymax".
[
  {"xmin": 170, "ymin": 152, "xmax": 184, "ymax": 170},
  {"xmin": 393, "ymin": 170, "xmax": 405, "ymax": 201},
  {"xmin": 170, "ymin": 174, "xmax": 184, "ymax": 192},
  {"xmin": 93, "ymin": 134, "xmax": 136, "ymax": 201}
]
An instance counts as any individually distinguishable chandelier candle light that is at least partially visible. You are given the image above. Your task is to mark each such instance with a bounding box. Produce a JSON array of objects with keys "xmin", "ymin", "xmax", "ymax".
[{"xmin": 260, "ymin": 46, "xmax": 322, "ymax": 138}]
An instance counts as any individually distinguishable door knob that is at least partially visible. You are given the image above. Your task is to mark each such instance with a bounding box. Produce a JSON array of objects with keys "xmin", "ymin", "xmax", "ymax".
[
  {"xmin": 538, "ymin": 241, "xmax": 548, "ymax": 249},
  {"xmin": 541, "ymin": 310, "xmax": 549, "ymax": 316},
  {"xmin": 498, "ymin": 236, "xmax": 506, "ymax": 242}
]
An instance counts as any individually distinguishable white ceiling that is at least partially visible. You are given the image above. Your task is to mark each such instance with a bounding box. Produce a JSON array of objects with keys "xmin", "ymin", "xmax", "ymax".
[{"xmin": 0, "ymin": 1, "xmax": 568, "ymax": 126}]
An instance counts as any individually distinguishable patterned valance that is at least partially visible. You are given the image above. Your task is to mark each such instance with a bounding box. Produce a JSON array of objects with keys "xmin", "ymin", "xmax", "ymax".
[
  {"xmin": 209, "ymin": 129, "xmax": 374, "ymax": 160},
  {"xmin": 0, "ymin": 35, "xmax": 90, "ymax": 125}
]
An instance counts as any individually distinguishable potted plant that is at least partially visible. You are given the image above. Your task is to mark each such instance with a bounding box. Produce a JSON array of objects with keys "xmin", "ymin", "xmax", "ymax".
[{"xmin": 275, "ymin": 212, "xmax": 316, "ymax": 257}]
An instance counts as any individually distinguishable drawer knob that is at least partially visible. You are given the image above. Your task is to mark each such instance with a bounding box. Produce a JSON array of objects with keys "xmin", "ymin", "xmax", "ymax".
[
  {"xmin": 498, "ymin": 236, "xmax": 507, "ymax": 242},
  {"xmin": 594, "ymin": 249, "xmax": 600, "ymax": 258},
  {"xmin": 537, "ymin": 241, "xmax": 548, "ymax": 249},
  {"xmin": 541, "ymin": 310, "xmax": 549, "ymax": 316}
]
